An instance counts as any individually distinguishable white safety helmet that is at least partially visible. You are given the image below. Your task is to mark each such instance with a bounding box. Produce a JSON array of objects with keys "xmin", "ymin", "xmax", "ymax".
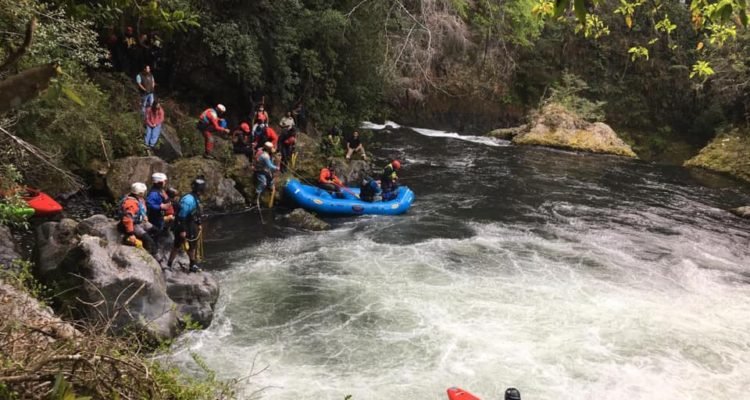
[
  {"xmin": 151, "ymin": 172, "xmax": 168, "ymax": 183},
  {"xmin": 216, "ymin": 104, "xmax": 226, "ymax": 113},
  {"xmin": 264, "ymin": 141, "xmax": 274, "ymax": 149},
  {"xmin": 131, "ymin": 182, "xmax": 147, "ymax": 196}
]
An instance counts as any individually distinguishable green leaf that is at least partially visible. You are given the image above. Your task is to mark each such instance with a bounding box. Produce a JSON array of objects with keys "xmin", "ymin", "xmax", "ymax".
[
  {"xmin": 740, "ymin": 9, "xmax": 748, "ymax": 26},
  {"xmin": 61, "ymin": 86, "xmax": 85, "ymax": 106}
]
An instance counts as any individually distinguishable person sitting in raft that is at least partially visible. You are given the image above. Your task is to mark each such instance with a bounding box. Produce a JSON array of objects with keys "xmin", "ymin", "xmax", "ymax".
[
  {"xmin": 254, "ymin": 142, "xmax": 278, "ymax": 202},
  {"xmin": 345, "ymin": 131, "xmax": 367, "ymax": 161},
  {"xmin": 381, "ymin": 159, "xmax": 401, "ymax": 201},
  {"xmin": 231, "ymin": 122, "xmax": 253, "ymax": 158},
  {"xmin": 318, "ymin": 162, "xmax": 343, "ymax": 194},
  {"xmin": 167, "ymin": 177, "xmax": 205, "ymax": 273},
  {"xmin": 146, "ymin": 172, "xmax": 173, "ymax": 234},
  {"xmin": 359, "ymin": 176, "xmax": 382, "ymax": 202},
  {"xmin": 119, "ymin": 182, "xmax": 156, "ymax": 254}
]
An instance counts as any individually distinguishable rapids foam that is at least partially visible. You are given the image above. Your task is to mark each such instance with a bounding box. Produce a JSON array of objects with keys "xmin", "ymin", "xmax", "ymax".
[{"xmin": 361, "ymin": 121, "xmax": 510, "ymax": 147}]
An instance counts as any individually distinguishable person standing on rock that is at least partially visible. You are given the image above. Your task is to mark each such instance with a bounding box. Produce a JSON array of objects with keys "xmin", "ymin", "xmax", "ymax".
[
  {"xmin": 252, "ymin": 104, "xmax": 269, "ymax": 126},
  {"xmin": 144, "ymin": 99, "xmax": 164, "ymax": 150},
  {"xmin": 231, "ymin": 122, "xmax": 253, "ymax": 159},
  {"xmin": 254, "ymin": 142, "xmax": 279, "ymax": 202},
  {"xmin": 278, "ymin": 127, "xmax": 297, "ymax": 173},
  {"xmin": 136, "ymin": 65, "xmax": 156, "ymax": 115},
  {"xmin": 279, "ymin": 111, "xmax": 295, "ymax": 131},
  {"xmin": 146, "ymin": 172, "xmax": 172, "ymax": 233},
  {"xmin": 119, "ymin": 182, "xmax": 156, "ymax": 254},
  {"xmin": 167, "ymin": 177, "xmax": 206, "ymax": 273},
  {"xmin": 197, "ymin": 104, "xmax": 229, "ymax": 158}
]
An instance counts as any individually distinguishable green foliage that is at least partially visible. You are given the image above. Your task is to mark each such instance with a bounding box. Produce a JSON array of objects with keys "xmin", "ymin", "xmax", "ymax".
[
  {"xmin": 0, "ymin": 165, "xmax": 31, "ymax": 230},
  {"xmin": 0, "ymin": 0, "xmax": 108, "ymax": 70},
  {"xmin": 544, "ymin": 73, "xmax": 606, "ymax": 122},
  {"xmin": 690, "ymin": 59, "xmax": 715, "ymax": 80},
  {"xmin": 0, "ymin": 260, "xmax": 50, "ymax": 303},
  {"xmin": 56, "ymin": 0, "xmax": 200, "ymax": 33},
  {"xmin": 15, "ymin": 73, "xmax": 142, "ymax": 171}
]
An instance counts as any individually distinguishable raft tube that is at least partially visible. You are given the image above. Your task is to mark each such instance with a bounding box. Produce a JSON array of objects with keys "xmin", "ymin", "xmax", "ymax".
[{"xmin": 284, "ymin": 179, "xmax": 414, "ymax": 216}]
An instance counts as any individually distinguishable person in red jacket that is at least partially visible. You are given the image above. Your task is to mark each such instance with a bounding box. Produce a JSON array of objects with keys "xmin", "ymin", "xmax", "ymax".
[
  {"xmin": 197, "ymin": 104, "xmax": 229, "ymax": 158},
  {"xmin": 253, "ymin": 125, "xmax": 278, "ymax": 151},
  {"xmin": 252, "ymin": 104, "xmax": 269, "ymax": 126},
  {"xmin": 144, "ymin": 99, "xmax": 165, "ymax": 149},
  {"xmin": 318, "ymin": 162, "xmax": 343, "ymax": 193}
]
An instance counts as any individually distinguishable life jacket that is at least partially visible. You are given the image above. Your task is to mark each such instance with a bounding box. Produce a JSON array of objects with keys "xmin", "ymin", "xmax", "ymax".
[
  {"xmin": 381, "ymin": 164, "xmax": 398, "ymax": 190},
  {"xmin": 139, "ymin": 73, "xmax": 155, "ymax": 92},
  {"xmin": 146, "ymin": 187, "xmax": 167, "ymax": 223},
  {"xmin": 199, "ymin": 108, "xmax": 218, "ymax": 124},
  {"xmin": 117, "ymin": 194, "xmax": 146, "ymax": 224},
  {"xmin": 360, "ymin": 178, "xmax": 380, "ymax": 201}
]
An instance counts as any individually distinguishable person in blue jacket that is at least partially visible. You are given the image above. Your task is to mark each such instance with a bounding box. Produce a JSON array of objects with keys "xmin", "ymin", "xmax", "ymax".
[
  {"xmin": 146, "ymin": 172, "xmax": 171, "ymax": 232},
  {"xmin": 166, "ymin": 177, "xmax": 206, "ymax": 273},
  {"xmin": 254, "ymin": 142, "xmax": 278, "ymax": 200}
]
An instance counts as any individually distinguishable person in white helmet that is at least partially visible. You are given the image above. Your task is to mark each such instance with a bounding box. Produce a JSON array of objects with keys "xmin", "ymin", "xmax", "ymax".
[
  {"xmin": 254, "ymin": 141, "xmax": 279, "ymax": 199},
  {"xmin": 146, "ymin": 172, "xmax": 173, "ymax": 232},
  {"xmin": 119, "ymin": 182, "xmax": 155, "ymax": 254},
  {"xmin": 197, "ymin": 103, "xmax": 229, "ymax": 158}
]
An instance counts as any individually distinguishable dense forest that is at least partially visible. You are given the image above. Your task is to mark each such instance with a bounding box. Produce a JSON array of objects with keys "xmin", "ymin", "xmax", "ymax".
[{"xmin": 2, "ymin": 0, "xmax": 750, "ymax": 191}]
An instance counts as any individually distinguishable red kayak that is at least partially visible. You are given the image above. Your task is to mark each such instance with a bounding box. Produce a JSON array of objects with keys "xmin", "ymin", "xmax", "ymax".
[
  {"xmin": 23, "ymin": 188, "xmax": 63, "ymax": 216},
  {"xmin": 447, "ymin": 387, "xmax": 481, "ymax": 400}
]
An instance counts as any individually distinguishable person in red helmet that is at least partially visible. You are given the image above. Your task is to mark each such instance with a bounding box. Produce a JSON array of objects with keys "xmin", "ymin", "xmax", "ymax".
[
  {"xmin": 231, "ymin": 122, "xmax": 253, "ymax": 158},
  {"xmin": 381, "ymin": 159, "xmax": 401, "ymax": 201},
  {"xmin": 197, "ymin": 104, "xmax": 229, "ymax": 158}
]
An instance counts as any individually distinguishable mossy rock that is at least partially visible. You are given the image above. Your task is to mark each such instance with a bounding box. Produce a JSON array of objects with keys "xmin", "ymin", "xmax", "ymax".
[
  {"xmin": 684, "ymin": 129, "xmax": 750, "ymax": 182},
  {"xmin": 511, "ymin": 103, "xmax": 636, "ymax": 158}
]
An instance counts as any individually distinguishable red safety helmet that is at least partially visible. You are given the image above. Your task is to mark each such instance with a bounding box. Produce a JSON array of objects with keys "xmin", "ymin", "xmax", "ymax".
[
  {"xmin": 392, "ymin": 160, "xmax": 401, "ymax": 170},
  {"xmin": 240, "ymin": 123, "xmax": 251, "ymax": 133}
]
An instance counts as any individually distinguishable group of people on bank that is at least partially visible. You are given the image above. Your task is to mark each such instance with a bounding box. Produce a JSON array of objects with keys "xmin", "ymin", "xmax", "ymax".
[{"xmin": 119, "ymin": 173, "xmax": 205, "ymax": 273}]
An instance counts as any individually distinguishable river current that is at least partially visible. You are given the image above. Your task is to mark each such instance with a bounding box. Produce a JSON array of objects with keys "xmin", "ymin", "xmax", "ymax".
[{"xmin": 170, "ymin": 124, "xmax": 750, "ymax": 400}]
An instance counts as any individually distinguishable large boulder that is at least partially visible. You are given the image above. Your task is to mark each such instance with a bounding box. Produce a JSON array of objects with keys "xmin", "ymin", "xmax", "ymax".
[
  {"xmin": 226, "ymin": 154, "xmax": 255, "ymax": 201},
  {"xmin": 34, "ymin": 215, "xmax": 220, "ymax": 339},
  {"xmin": 331, "ymin": 159, "xmax": 374, "ymax": 185},
  {"xmin": 164, "ymin": 269, "xmax": 219, "ymax": 328},
  {"xmin": 105, "ymin": 156, "xmax": 171, "ymax": 199},
  {"xmin": 0, "ymin": 280, "xmax": 79, "ymax": 342},
  {"xmin": 153, "ymin": 124, "xmax": 184, "ymax": 162},
  {"xmin": 0, "ymin": 225, "xmax": 21, "ymax": 269},
  {"xmin": 684, "ymin": 129, "xmax": 750, "ymax": 182},
  {"xmin": 281, "ymin": 209, "xmax": 330, "ymax": 231},
  {"xmin": 170, "ymin": 156, "xmax": 246, "ymax": 210},
  {"xmin": 511, "ymin": 103, "xmax": 637, "ymax": 157}
]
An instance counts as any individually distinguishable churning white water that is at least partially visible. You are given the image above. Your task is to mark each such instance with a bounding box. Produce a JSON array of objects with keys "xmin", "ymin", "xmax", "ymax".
[{"xmin": 170, "ymin": 127, "xmax": 750, "ymax": 400}]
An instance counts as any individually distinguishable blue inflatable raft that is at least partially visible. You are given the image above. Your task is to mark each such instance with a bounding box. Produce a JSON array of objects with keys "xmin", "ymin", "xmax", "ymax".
[{"xmin": 284, "ymin": 179, "xmax": 415, "ymax": 216}]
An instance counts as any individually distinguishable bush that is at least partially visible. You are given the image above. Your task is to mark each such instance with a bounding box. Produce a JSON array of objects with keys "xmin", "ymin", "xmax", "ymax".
[{"xmin": 543, "ymin": 72, "xmax": 606, "ymax": 122}]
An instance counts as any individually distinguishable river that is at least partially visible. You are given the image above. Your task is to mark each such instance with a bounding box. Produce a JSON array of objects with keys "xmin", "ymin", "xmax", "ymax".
[{"xmin": 170, "ymin": 124, "xmax": 750, "ymax": 400}]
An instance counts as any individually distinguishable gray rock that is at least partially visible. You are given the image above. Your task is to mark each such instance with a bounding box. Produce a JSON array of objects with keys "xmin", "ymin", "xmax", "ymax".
[
  {"xmin": 34, "ymin": 219, "xmax": 79, "ymax": 277},
  {"xmin": 0, "ymin": 225, "xmax": 21, "ymax": 269},
  {"xmin": 106, "ymin": 156, "xmax": 171, "ymax": 199},
  {"xmin": 331, "ymin": 159, "xmax": 374, "ymax": 186},
  {"xmin": 170, "ymin": 156, "xmax": 246, "ymax": 210},
  {"xmin": 729, "ymin": 206, "xmax": 750, "ymax": 218},
  {"xmin": 153, "ymin": 124, "xmax": 183, "ymax": 162},
  {"xmin": 34, "ymin": 215, "xmax": 221, "ymax": 339},
  {"xmin": 55, "ymin": 235, "xmax": 179, "ymax": 339},
  {"xmin": 282, "ymin": 209, "xmax": 330, "ymax": 231},
  {"xmin": 164, "ymin": 269, "xmax": 219, "ymax": 328}
]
